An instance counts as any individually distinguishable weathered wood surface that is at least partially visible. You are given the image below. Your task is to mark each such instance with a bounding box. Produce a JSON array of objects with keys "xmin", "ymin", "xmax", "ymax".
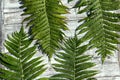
[{"xmin": 1, "ymin": 0, "xmax": 120, "ymax": 79}]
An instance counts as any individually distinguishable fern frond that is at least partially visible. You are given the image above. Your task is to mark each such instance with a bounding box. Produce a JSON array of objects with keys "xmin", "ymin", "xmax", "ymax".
[
  {"xmin": 75, "ymin": 0, "xmax": 120, "ymax": 62},
  {"xmin": 50, "ymin": 37, "xmax": 98, "ymax": 80},
  {"xmin": 19, "ymin": 0, "xmax": 69, "ymax": 58},
  {"xmin": 0, "ymin": 27, "xmax": 46, "ymax": 80}
]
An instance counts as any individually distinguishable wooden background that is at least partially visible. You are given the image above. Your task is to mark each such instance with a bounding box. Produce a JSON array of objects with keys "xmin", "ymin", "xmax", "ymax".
[{"xmin": 1, "ymin": 0, "xmax": 120, "ymax": 79}]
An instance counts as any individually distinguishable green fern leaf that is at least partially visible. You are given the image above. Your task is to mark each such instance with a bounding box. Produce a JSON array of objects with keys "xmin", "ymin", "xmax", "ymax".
[
  {"xmin": 75, "ymin": 0, "xmax": 120, "ymax": 62},
  {"xmin": 50, "ymin": 37, "xmax": 98, "ymax": 80},
  {"xmin": 19, "ymin": 0, "xmax": 69, "ymax": 58},
  {"xmin": 0, "ymin": 27, "xmax": 46, "ymax": 80}
]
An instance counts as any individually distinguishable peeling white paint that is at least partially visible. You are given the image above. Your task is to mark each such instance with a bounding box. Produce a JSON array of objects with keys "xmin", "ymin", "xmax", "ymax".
[{"xmin": 2, "ymin": 0, "xmax": 120, "ymax": 80}]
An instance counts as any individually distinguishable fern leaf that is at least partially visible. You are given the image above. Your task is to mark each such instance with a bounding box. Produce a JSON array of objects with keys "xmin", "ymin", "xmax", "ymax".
[
  {"xmin": 19, "ymin": 0, "xmax": 69, "ymax": 58},
  {"xmin": 0, "ymin": 27, "xmax": 46, "ymax": 80},
  {"xmin": 50, "ymin": 37, "xmax": 98, "ymax": 80},
  {"xmin": 75, "ymin": 0, "xmax": 120, "ymax": 62}
]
